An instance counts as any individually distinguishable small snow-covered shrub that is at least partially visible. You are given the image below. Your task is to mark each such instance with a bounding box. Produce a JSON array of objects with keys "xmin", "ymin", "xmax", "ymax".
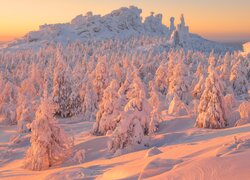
[
  {"xmin": 73, "ymin": 149, "xmax": 86, "ymax": 164},
  {"xmin": 235, "ymin": 101, "xmax": 250, "ymax": 126},
  {"xmin": 239, "ymin": 101, "xmax": 250, "ymax": 119}
]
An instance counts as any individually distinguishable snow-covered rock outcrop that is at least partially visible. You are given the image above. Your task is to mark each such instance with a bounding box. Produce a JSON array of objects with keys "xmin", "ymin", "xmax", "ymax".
[
  {"xmin": 169, "ymin": 14, "xmax": 190, "ymax": 47},
  {"xmin": 4, "ymin": 6, "xmax": 238, "ymax": 53},
  {"xmin": 8, "ymin": 6, "xmax": 170, "ymax": 48}
]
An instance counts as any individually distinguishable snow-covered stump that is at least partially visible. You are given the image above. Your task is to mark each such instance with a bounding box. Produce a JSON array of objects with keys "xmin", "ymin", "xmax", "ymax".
[
  {"xmin": 195, "ymin": 68, "xmax": 227, "ymax": 129},
  {"xmin": 24, "ymin": 98, "xmax": 72, "ymax": 171}
]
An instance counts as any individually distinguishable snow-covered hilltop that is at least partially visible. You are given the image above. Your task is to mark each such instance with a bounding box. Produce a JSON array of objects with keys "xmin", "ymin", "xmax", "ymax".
[{"xmin": 5, "ymin": 6, "xmax": 237, "ymax": 53}]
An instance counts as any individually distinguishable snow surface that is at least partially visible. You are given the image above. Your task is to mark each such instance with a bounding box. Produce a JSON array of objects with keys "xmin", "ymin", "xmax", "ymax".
[{"xmin": 1, "ymin": 114, "xmax": 250, "ymax": 179}]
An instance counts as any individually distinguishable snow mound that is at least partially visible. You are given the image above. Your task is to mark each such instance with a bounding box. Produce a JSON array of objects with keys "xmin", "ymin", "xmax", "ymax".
[
  {"xmin": 144, "ymin": 147, "xmax": 163, "ymax": 158},
  {"xmin": 215, "ymin": 136, "xmax": 241, "ymax": 157},
  {"xmin": 139, "ymin": 158, "xmax": 182, "ymax": 179},
  {"xmin": 45, "ymin": 167, "xmax": 91, "ymax": 180},
  {"xmin": 216, "ymin": 137, "xmax": 250, "ymax": 157},
  {"xmin": 168, "ymin": 95, "xmax": 189, "ymax": 116}
]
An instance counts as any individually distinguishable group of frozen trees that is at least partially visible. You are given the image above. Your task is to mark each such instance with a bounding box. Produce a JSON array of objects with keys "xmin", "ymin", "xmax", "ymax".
[{"xmin": 0, "ymin": 36, "xmax": 249, "ymax": 168}]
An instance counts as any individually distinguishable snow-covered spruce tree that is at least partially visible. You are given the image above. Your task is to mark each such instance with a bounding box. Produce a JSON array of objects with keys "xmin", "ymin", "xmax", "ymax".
[
  {"xmin": 108, "ymin": 77, "xmax": 152, "ymax": 153},
  {"xmin": 24, "ymin": 96, "xmax": 72, "ymax": 171},
  {"xmin": 148, "ymin": 81, "xmax": 162, "ymax": 134},
  {"xmin": 118, "ymin": 68, "xmax": 134, "ymax": 107},
  {"xmin": 230, "ymin": 56, "xmax": 249, "ymax": 96},
  {"xmin": 195, "ymin": 62, "xmax": 204, "ymax": 79},
  {"xmin": 16, "ymin": 97, "xmax": 34, "ymax": 133},
  {"xmin": 16, "ymin": 77, "xmax": 40, "ymax": 133},
  {"xmin": 92, "ymin": 59, "xmax": 110, "ymax": 102},
  {"xmin": 80, "ymin": 74, "xmax": 98, "ymax": 121},
  {"xmin": 192, "ymin": 75, "xmax": 205, "ymax": 99},
  {"xmin": 220, "ymin": 52, "xmax": 231, "ymax": 83},
  {"xmin": 149, "ymin": 80, "xmax": 161, "ymax": 111},
  {"xmin": 53, "ymin": 63, "xmax": 81, "ymax": 118},
  {"xmin": 208, "ymin": 50, "xmax": 217, "ymax": 68},
  {"xmin": 191, "ymin": 62, "xmax": 205, "ymax": 89},
  {"xmin": 92, "ymin": 80, "xmax": 122, "ymax": 135},
  {"xmin": 167, "ymin": 55, "xmax": 191, "ymax": 105},
  {"xmin": 112, "ymin": 62, "xmax": 126, "ymax": 85},
  {"xmin": 155, "ymin": 63, "xmax": 168, "ymax": 95},
  {"xmin": 0, "ymin": 82, "xmax": 18, "ymax": 125},
  {"xmin": 68, "ymin": 73, "xmax": 82, "ymax": 117},
  {"xmin": 195, "ymin": 67, "xmax": 227, "ymax": 129}
]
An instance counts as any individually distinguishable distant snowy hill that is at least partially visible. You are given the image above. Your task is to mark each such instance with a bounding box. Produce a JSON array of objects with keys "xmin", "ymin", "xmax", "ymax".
[
  {"xmin": 243, "ymin": 42, "xmax": 250, "ymax": 55},
  {"xmin": 4, "ymin": 6, "xmax": 238, "ymax": 53}
]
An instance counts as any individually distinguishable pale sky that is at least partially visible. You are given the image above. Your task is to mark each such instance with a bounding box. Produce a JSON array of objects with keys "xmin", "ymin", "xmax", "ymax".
[{"xmin": 0, "ymin": 0, "xmax": 250, "ymax": 43}]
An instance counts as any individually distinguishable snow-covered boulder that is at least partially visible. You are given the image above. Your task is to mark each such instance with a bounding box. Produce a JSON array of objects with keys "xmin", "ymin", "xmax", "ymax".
[{"xmin": 144, "ymin": 147, "xmax": 162, "ymax": 158}]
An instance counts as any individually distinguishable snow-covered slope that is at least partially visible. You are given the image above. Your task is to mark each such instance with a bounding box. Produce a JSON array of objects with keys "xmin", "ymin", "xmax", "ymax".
[
  {"xmin": 1, "ymin": 115, "xmax": 250, "ymax": 179},
  {"xmin": 4, "ymin": 6, "xmax": 238, "ymax": 53}
]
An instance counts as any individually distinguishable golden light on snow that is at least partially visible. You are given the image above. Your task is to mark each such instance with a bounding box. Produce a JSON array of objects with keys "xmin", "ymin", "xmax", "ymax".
[{"xmin": 0, "ymin": 0, "xmax": 250, "ymax": 42}]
